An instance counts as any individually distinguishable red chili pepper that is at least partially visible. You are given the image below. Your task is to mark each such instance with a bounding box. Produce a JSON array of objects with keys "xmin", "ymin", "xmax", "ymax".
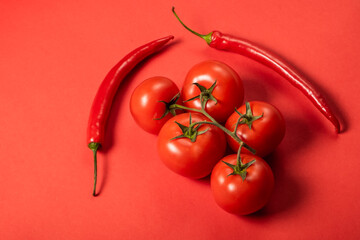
[
  {"xmin": 172, "ymin": 7, "xmax": 340, "ymax": 133},
  {"xmin": 87, "ymin": 35, "xmax": 174, "ymax": 196}
]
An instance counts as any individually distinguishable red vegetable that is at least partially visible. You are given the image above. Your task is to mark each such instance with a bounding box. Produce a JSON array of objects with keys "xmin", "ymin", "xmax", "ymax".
[
  {"xmin": 225, "ymin": 101, "xmax": 286, "ymax": 157},
  {"xmin": 181, "ymin": 60, "xmax": 244, "ymax": 123},
  {"xmin": 130, "ymin": 76, "xmax": 182, "ymax": 134},
  {"xmin": 157, "ymin": 112, "xmax": 226, "ymax": 179},
  {"xmin": 211, "ymin": 152, "xmax": 274, "ymax": 215},
  {"xmin": 172, "ymin": 7, "xmax": 340, "ymax": 133},
  {"xmin": 87, "ymin": 35, "xmax": 174, "ymax": 196}
]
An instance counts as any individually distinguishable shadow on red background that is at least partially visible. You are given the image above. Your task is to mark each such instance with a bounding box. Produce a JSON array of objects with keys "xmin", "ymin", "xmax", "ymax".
[{"xmin": 246, "ymin": 116, "xmax": 313, "ymax": 219}]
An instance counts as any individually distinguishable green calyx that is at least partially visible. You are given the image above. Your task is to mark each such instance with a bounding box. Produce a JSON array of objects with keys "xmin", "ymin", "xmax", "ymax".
[
  {"xmin": 234, "ymin": 102, "xmax": 263, "ymax": 130},
  {"xmin": 155, "ymin": 93, "xmax": 181, "ymax": 120},
  {"xmin": 170, "ymin": 114, "xmax": 209, "ymax": 142},
  {"xmin": 184, "ymin": 81, "xmax": 218, "ymax": 110},
  {"xmin": 222, "ymin": 145, "xmax": 256, "ymax": 181},
  {"xmin": 88, "ymin": 142, "xmax": 100, "ymax": 151}
]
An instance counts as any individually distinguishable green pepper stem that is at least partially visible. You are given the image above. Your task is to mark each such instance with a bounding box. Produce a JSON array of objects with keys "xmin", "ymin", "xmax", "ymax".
[
  {"xmin": 92, "ymin": 149, "xmax": 97, "ymax": 196},
  {"xmin": 172, "ymin": 7, "xmax": 213, "ymax": 44},
  {"xmin": 88, "ymin": 142, "xmax": 100, "ymax": 196},
  {"xmin": 171, "ymin": 104, "xmax": 256, "ymax": 154}
]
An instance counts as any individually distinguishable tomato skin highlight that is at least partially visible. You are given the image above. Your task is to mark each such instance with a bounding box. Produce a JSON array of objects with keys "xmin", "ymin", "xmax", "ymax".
[
  {"xmin": 157, "ymin": 113, "xmax": 227, "ymax": 179},
  {"xmin": 211, "ymin": 154, "xmax": 274, "ymax": 215},
  {"xmin": 225, "ymin": 101, "xmax": 286, "ymax": 157},
  {"xmin": 181, "ymin": 60, "xmax": 244, "ymax": 123},
  {"xmin": 130, "ymin": 76, "xmax": 181, "ymax": 134}
]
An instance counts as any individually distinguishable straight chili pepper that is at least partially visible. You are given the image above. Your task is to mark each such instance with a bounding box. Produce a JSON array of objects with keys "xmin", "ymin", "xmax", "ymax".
[
  {"xmin": 172, "ymin": 7, "xmax": 340, "ymax": 133},
  {"xmin": 87, "ymin": 35, "xmax": 174, "ymax": 196}
]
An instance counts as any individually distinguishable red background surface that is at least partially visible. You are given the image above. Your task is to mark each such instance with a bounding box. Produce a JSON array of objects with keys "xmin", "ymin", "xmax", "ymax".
[{"xmin": 1, "ymin": 0, "xmax": 359, "ymax": 239}]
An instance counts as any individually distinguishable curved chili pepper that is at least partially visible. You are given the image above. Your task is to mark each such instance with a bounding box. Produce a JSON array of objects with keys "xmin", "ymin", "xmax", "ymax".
[
  {"xmin": 172, "ymin": 7, "xmax": 340, "ymax": 133},
  {"xmin": 87, "ymin": 35, "xmax": 174, "ymax": 196}
]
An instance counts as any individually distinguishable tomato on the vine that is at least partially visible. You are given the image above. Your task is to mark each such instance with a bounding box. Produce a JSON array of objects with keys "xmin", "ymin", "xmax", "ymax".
[
  {"xmin": 130, "ymin": 76, "xmax": 182, "ymax": 134},
  {"xmin": 211, "ymin": 153, "xmax": 274, "ymax": 215},
  {"xmin": 225, "ymin": 101, "xmax": 285, "ymax": 157},
  {"xmin": 181, "ymin": 60, "xmax": 244, "ymax": 123},
  {"xmin": 157, "ymin": 112, "xmax": 226, "ymax": 179}
]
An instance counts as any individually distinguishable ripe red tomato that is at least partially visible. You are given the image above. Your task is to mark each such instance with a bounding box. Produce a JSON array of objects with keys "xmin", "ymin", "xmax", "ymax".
[
  {"xmin": 157, "ymin": 112, "xmax": 226, "ymax": 179},
  {"xmin": 211, "ymin": 154, "xmax": 274, "ymax": 215},
  {"xmin": 225, "ymin": 101, "xmax": 285, "ymax": 157},
  {"xmin": 181, "ymin": 60, "xmax": 244, "ymax": 123},
  {"xmin": 130, "ymin": 76, "xmax": 182, "ymax": 134}
]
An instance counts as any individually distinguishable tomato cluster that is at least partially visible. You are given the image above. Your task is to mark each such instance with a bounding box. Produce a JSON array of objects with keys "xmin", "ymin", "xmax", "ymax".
[{"xmin": 130, "ymin": 60, "xmax": 285, "ymax": 215}]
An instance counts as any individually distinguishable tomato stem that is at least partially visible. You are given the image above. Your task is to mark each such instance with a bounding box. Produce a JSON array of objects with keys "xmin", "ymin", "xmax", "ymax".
[
  {"xmin": 155, "ymin": 93, "xmax": 181, "ymax": 120},
  {"xmin": 171, "ymin": 104, "xmax": 256, "ymax": 154},
  {"xmin": 170, "ymin": 114, "xmax": 209, "ymax": 142},
  {"xmin": 236, "ymin": 143, "xmax": 244, "ymax": 166},
  {"xmin": 234, "ymin": 102, "xmax": 263, "ymax": 130},
  {"xmin": 222, "ymin": 144, "xmax": 255, "ymax": 180}
]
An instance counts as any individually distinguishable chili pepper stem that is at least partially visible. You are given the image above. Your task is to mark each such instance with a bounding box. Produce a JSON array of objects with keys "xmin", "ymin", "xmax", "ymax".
[
  {"xmin": 171, "ymin": 104, "xmax": 256, "ymax": 154},
  {"xmin": 88, "ymin": 142, "xmax": 100, "ymax": 196},
  {"xmin": 172, "ymin": 7, "xmax": 212, "ymax": 44},
  {"xmin": 93, "ymin": 149, "xmax": 97, "ymax": 196}
]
